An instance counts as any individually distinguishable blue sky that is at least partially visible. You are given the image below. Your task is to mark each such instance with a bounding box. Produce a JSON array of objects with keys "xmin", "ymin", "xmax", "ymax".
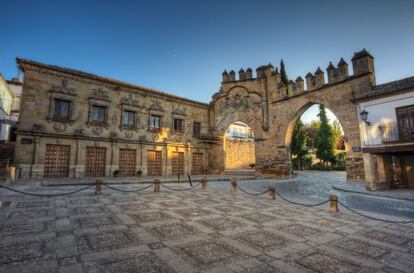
[{"xmin": 1, "ymin": 0, "xmax": 413, "ymax": 123}]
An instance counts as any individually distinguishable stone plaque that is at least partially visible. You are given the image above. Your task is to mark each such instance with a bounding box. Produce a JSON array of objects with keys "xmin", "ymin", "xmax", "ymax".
[
  {"xmin": 352, "ymin": 146, "xmax": 361, "ymax": 152},
  {"xmin": 21, "ymin": 138, "xmax": 33, "ymax": 144}
]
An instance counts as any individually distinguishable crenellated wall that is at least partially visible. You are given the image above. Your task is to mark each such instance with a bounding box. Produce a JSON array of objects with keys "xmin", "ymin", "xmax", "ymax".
[{"xmin": 211, "ymin": 49, "xmax": 377, "ymax": 181}]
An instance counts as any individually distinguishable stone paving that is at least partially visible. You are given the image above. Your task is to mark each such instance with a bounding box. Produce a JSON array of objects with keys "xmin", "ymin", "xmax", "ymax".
[{"xmin": 0, "ymin": 185, "xmax": 413, "ymax": 273}]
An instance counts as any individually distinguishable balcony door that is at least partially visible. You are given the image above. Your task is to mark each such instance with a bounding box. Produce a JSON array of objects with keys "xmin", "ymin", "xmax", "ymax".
[{"xmin": 396, "ymin": 105, "xmax": 414, "ymax": 141}]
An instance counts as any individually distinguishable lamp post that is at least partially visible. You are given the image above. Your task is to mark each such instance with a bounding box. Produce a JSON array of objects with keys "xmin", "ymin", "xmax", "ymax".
[{"xmin": 359, "ymin": 110, "xmax": 370, "ymax": 126}]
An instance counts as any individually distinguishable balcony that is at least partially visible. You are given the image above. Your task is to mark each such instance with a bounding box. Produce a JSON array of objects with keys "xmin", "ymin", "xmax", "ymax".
[
  {"xmin": 378, "ymin": 123, "xmax": 400, "ymax": 144},
  {"xmin": 363, "ymin": 122, "xmax": 399, "ymax": 147},
  {"xmin": 362, "ymin": 122, "xmax": 414, "ymax": 153}
]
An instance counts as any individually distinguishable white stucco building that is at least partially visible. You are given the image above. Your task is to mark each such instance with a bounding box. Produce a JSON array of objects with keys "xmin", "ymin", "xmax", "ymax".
[
  {"xmin": 356, "ymin": 76, "xmax": 414, "ymax": 190},
  {"xmin": 0, "ymin": 74, "xmax": 15, "ymax": 142},
  {"xmin": 225, "ymin": 121, "xmax": 254, "ymax": 140}
]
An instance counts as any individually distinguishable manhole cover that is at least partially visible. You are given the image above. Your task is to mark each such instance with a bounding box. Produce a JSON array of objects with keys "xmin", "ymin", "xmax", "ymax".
[{"xmin": 0, "ymin": 201, "xmax": 12, "ymax": 207}]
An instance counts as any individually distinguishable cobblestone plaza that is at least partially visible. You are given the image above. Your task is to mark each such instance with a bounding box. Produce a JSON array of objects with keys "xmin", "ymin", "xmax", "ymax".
[{"xmin": 0, "ymin": 182, "xmax": 413, "ymax": 273}]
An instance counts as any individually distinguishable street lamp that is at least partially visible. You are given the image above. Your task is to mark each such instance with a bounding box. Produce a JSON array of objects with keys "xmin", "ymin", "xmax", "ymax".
[{"xmin": 359, "ymin": 110, "xmax": 371, "ymax": 126}]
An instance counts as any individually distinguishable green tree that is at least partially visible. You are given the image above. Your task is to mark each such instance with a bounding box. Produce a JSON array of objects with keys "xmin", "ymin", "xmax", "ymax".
[
  {"xmin": 291, "ymin": 120, "xmax": 310, "ymax": 170},
  {"xmin": 315, "ymin": 105, "xmax": 335, "ymax": 164},
  {"xmin": 280, "ymin": 59, "xmax": 289, "ymax": 86},
  {"xmin": 305, "ymin": 120, "xmax": 320, "ymax": 149},
  {"xmin": 331, "ymin": 120, "xmax": 343, "ymax": 150}
]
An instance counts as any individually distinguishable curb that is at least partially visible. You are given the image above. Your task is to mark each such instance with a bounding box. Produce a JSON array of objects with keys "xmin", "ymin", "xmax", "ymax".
[{"xmin": 332, "ymin": 185, "xmax": 414, "ymax": 202}]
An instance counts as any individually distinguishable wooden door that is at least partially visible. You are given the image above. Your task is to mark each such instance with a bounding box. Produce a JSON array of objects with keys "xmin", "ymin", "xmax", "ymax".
[
  {"xmin": 172, "ymin": 152, "xmax": 185, "ymax": 175},
  {"xmin": 396, "ymin": 105, "xmax": 414, "ymax": 141},
  {"xmin": 147, "ymin": 150, "xmax": 162, "ymax": 176},
  {"xmin": 85, "ymin": 147, "xmax": 106, "ymax": 177},
  {"xmin": 192, "ymin": 152, "xmax": 204, "ymax": 174},
  {"xmin": 119, "ymin": 149, "xmax": 136, "ymax": 176},
  {"xmin": 44, "ymin": 144, "xmax": 70, "ymax": 177}
]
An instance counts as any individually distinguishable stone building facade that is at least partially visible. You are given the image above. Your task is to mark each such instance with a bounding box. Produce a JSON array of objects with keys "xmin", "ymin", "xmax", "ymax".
[
  {"xmin": 15, "ymin": 59, "xmax": 211, "ymax": 179},
  {"xmin": 14, "ymin": 49, "xmax": 381, "ymax": 182}
]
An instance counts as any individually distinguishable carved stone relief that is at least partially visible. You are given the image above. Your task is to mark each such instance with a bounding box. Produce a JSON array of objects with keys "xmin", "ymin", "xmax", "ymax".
[
  {"xmin": 92, "ymin": 127, "xmax": 103, "ymax": 136},
  {"xmin": 50, "ymin": 79, "xmax": 76, "ymax": 95},
  {"xmin": 53, "ymin": 122, "xmax": 67, "ymax": 132},
  {"xmin": 90, "ymin": 87, "xmax": 110, "ymax": 101},
  {"xmin": 121, "ymin": 90, "xmax": 140, "ymax": 107},
  {"xmin": 124, "ymin": 131, "xmax": 133, "ymax": 139},
  {"xmin": 149, "ymin": 99, "xmax": 164, "ymax": 112}
]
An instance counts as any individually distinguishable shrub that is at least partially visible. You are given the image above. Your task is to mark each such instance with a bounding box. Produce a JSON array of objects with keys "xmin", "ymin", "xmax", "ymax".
[
  {"xmin": 308, "ymin": 162, "xmax": 333, "ymax": 171},
  {"xmin": 331, "ymin": 151, "xmax": 346, "ymax": 171}
]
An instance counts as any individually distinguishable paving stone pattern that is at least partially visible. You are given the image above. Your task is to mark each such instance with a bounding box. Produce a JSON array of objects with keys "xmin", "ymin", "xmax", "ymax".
[{"xmin": 0, "ymin": 188, "xmax": 413, "ymax": 273}]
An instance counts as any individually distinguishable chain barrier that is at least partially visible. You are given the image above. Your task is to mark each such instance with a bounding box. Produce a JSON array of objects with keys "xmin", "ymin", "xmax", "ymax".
[
  {"xmin": 0, "ymin": 184, "xmax": 94, "ymax": 197},
  {"xmin": 273, "ymin": 188, "xmax": 330, "ymax": 207},
  {"xmin": 102, "ymin": 183, "xmax": 154, "ymax": 193},
  {"xmin": 160, "ymin": 182, "xmax": 201, "ymax": 191},
  {"xmin": 2, "ymin": 178, "xmax": 413, "ymax": 225},
  {"xmin": 236, "ymin": 185, "xmax": 268, "ymax": 196},
  {"xmin": 338, "ymin": 201, "xmax": 414, "ymax": 224}
]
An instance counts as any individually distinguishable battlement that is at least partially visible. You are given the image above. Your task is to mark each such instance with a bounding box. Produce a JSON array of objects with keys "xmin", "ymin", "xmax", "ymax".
[{"xmin": 221, "ymin": 49, "xmax": 376, "ymax": 97}]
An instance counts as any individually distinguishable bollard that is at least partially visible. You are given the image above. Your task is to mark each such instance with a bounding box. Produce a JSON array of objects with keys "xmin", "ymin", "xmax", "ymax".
[
  {"xmin": 231, "ymin": 178, "xmax": 237, "ymax": 192},
  {"xmin": 154, "ymin": 179, "xmax": 161, "ymax": 193},
  {"xmin": 95, "ymin": 179, "xmax": 102, "ymax": 195},
  {"xmin": 201, "ymin": 177, "xmax": 207, "ymax": 191},
  {"xmin": 267, "ymin": 186, "xmax": 276, "ymax": 200},
  {"xmin": 329, "ymin": 193, "xmax": 339, "ymax": 213}
]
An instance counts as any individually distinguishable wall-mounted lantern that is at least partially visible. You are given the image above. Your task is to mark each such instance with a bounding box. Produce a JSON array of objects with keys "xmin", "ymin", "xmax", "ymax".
[{"xmin": 359, "ymin": 110, "xmax": 371, "ymax": 126}]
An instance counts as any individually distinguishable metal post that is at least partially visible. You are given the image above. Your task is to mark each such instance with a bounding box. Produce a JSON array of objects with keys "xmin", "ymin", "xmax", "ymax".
[
  {"xmin": 201, "ymin": 176, "xmax": 207, "ymax": 191},
  {"xmin": 154, "ymin": 179, "xmax": 161, "ymax": 193},
  {"xmin": 329, "ymin": 193, "xmax": 338, "ymax": 213},
  {"xmin": 231, "ymin": 178, "xmax": 237, "ymax": 192},
  {"xmin": 267, "ymin": 186, "xmax": 276, "ymax": 200},
  {"xmin": 95, "ymin": 179, "xmax": 102, "ymax": 195}
]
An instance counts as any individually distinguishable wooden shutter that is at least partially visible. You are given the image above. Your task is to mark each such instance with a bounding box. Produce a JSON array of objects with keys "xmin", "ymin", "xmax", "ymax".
[
  {"xmin": 396, "ymin": 105, "xmax": 414, "ymax": 141},
  {"xmin": 147, "ymin": 150, "xmax": 162, "ymax": 176},
  {"xmin": 119, "ymin": 149, "xmax": 136, "ymax": 176},
  {"xmin": 44, "ymin": 145, "xmax": 70, "ymax": 178},
  {"xmin": 85, "ymin": 147, "xmax": 106, "ymax": 177},
  {"xmin": 172, "ymin": 152, "xmax": 185, "ymax": 175},
  {"xmin": 192, "ymin": 153, "xmax": 204, "ymax": 175}
]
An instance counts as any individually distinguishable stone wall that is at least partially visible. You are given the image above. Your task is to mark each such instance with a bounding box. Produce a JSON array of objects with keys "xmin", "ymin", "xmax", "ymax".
[
  {"xmin": 211, "ymin": 49, "xmax": 376, "ymax": 181},
  {"xmin": 15, "ymin": 59, "xmax": 211, "ymax": 179},
  {"xmin": 224, "ymin": 139, "xmax": 255, "ymax": 169}
]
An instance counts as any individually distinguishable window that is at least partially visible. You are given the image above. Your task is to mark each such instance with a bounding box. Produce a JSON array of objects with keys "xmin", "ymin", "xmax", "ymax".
[
  {"xmin": 150, "ymin": 115, "xmax": 161, "ymax": 130},
  {"xmin": 396, "ymin": 104, "xmax": 414, "ymax": 141},
  {"xmin": 91, "ymin": 105, "xmax": 107, "ymax": 124},
  {"xmin": 193, "ymin": 122, "xmax": 201, "ymax": 137},
  {"xmin": 122, "ymin": 110, "xmax": 135, "ymax": 127},
  {"xmin": 53, "ymin": 99, "xmax": 71, "ymax": 121},
  {"xmin": 174, "ymin": 118, "xmax": 184, "ymax": 133}
]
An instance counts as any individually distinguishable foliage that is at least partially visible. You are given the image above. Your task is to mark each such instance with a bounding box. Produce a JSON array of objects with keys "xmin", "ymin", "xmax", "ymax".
[
  {"xmin": 292, "ymin": 154, "xmax": 312, "ymax": 170},
  {"xmin": 308, "ymin": 162, "xmax": 333, "ymax": 171},
  {"xmin": 331, "ymin": 151, "xmax": 346, "ymax": 170},
  {"xmin": 291, "ymin": 120, "xmax": 310, "ymax": 170},
  {"xmin": 280, "ymin": 59, "xmax": 289, "ymax": 86},
  {"xmin": 315, "ymin": 105, "xmax": 335, "ymax": 164},
  {"xmin": 331, "ymin": 120, "xmax": 343, "ymax": 150},
  {"xmin": 304, "ymin": 120, "xmax": 320, "ymax": 149}
]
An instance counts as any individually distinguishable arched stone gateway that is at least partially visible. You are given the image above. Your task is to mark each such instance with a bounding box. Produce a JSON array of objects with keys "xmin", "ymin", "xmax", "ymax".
[{"xmin": 210, "ymin": 50, "xmax": 376, "ymax": 181}]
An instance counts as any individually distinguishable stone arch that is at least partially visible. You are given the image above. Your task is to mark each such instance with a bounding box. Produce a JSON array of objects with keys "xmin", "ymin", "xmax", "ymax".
[
  {"xmin": 277, "ymin": 96, "xmax": 364, "ymax": 180},
  {"xmin": 281, "ymin": 99, "xmax": 354, "ymax": 153},
  {"xmin": 215, "ymin": 111, "xmax": 264, "ymax": 140}
]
